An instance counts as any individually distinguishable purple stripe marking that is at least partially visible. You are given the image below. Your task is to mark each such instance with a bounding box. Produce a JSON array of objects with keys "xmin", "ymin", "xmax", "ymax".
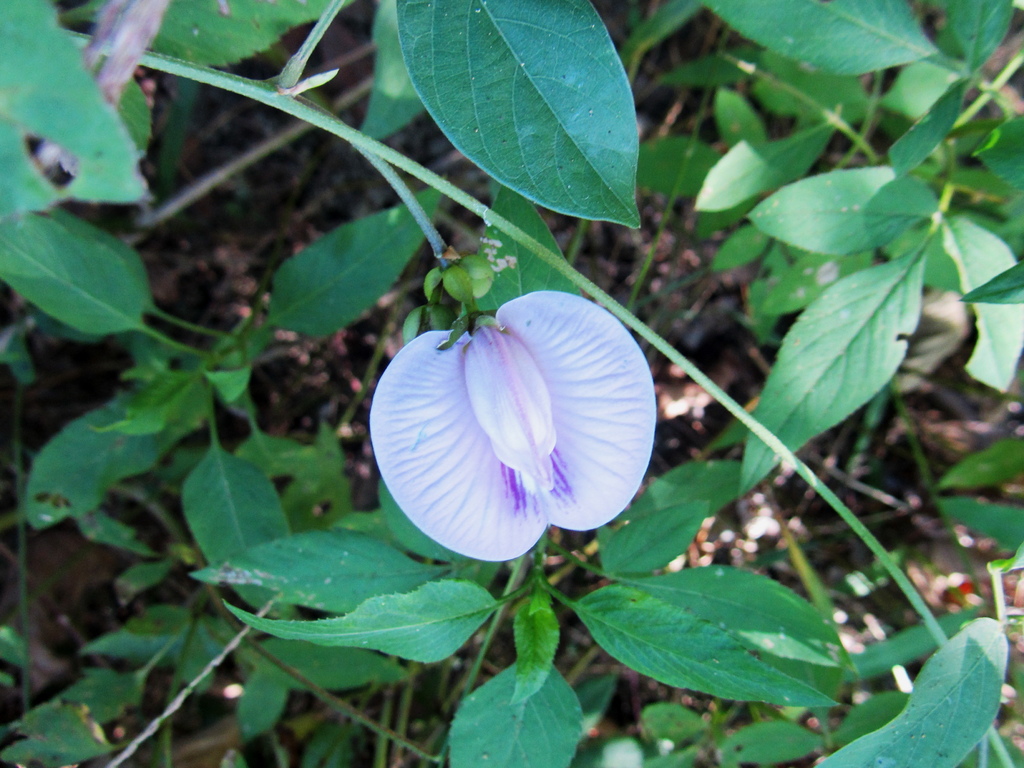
[
  {"xmin": 551, "ymin": 449, "xmax": 574, "ymax": 501},
  {"xmin": 501, "ymin": 463, "xmax": 528, "ymax": 516}
]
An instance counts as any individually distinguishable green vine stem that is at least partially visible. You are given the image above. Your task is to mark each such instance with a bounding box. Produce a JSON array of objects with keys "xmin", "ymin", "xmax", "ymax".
[
  {"xmin": 275, "ymin": 0, "xmax": 356, "ymax": 91},
  {"xmin": 136, "ymin": 48, "xmax": 947, "ymax": 646}
]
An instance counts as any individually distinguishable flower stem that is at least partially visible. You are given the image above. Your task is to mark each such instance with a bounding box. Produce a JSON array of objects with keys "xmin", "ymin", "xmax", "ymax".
[{"xmin": 276, "ymin": 0, "xmax": 356, "ymax": 91}]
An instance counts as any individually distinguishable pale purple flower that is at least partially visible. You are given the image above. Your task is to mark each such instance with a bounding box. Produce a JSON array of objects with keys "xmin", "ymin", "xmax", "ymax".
[{"xmin": 369, "ymin": 291, "xmax": 656, "ymax": 561}]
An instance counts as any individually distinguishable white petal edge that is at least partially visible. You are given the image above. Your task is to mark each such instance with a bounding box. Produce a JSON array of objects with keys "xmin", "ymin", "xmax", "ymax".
[
  {"xmin": 369, "ymin": 331, "xmax": 548, "ymax": 561},
  {"xmin": 497, "ymin": 291, "xmax": 656, "ymax": 530}
]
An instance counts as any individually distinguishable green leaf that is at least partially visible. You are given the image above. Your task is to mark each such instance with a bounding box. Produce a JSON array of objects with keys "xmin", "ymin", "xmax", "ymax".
[
  {"xmin": 631, "ymin": 567, "xmax": 843, "ymax": 667},
  {"xmin": 476, "ymin": 186, "xmax": 575, "ymax": 311},
  {"xmin": 742, "ymin": 251, "xmax": 924, "ymax": 488},
  {"xmin": 115, "ymin": 559, "xmax": 173, "ymax": 602},
  {"xmin": 661, "ymin": 50, "xmax": 748, "ymax": 87},
  {"xmin": 60, "ymin": 668, "xmax": 144, "ymax": 723},
  {"xmin": 881, "ymin": 60, "xmax": 962, "ymax": 119},
  {"xmin": 573, "ymin": 585, "xmax": 834, "ymax": 706},
  {"xmin": 749, "ymin": 168, "xmax": 937, "ymax": 255},
  {"xmin": 0, "ymin": 701, "xmax": 113, "ymax": 767},
  {"xmin": 696, "ymin": 124, "xmax": 833, "ymax": 212},
  {"xmin": 976, "ymin": 118, "xmax": 1024, "ymax": 191},
  {"xmin": 720, "ymin": 721, "xmax": 820, "ymax": 768},
  {"xmin": 205, "ymin": 367, "xmax": 251, "ymax": 404},
  {"xmin": 621, "ymin": 0, "xmax": 701, "ymax": 68},
  {"xmin": 849, "ymin": 609, "xmax": 978, "ymax": 681},
  {"xmin": 449, "ymin": 666, "xmax": 582, "ymax": 768},
  {"xmin": 182, "ymin": 445, "xmax": 289, "ymax": 565},
  {"xmin": 0, "ymin": 0, "xmax": 144, "ymax": 217},
  {"xmin": 361, "ymin": 0, "xmax": 423, "ymax": 139},
  {"xmin": 78, "ymin": 510, "xmax": 155, "ymax": 556},
  {"xmin": 26, "ymin": 399, "xmax": 159, "ymax": 527},
  {"xmin": 227, "ymin": 579, "xmax": 497, "ymax": 662},
  {"xmin": 193, "ymin": 528, "xmax": 446, "ymax": 613},
  {"xmin": 398, "ymin": 0, "xmax": 639, "ymax": 226},
  {"xmin": 939, "ymin": 439, "xmax": 1024, "ymax": 490},
  {"xmin": 947, "ymin": 0, "xmax": 1013, "ymax": 73},
  {"xmin": 512, "ymin": 590, "xmax": 559, "ymax": 704},
  {"xmin": 714, "ymin": 89, "xmax": 768, "ymax": 147},
  {"xmin": 600, "ymin": 501, "xmax": 707, "ymax": 575},
  {"xmin": 962, "ymin": 259, "xmax": 1024, "ymax": 304},
  {"xmin": 0, "ymin": 625, "xmax": 27, "ymax": 666},
  {"xmin": 711, "ymin": 225, "xmax": 771, "ymax": 271},
  {"xmin": 750, "ymin": 51, "xmax": 869, "ymax": 124},
  {"xmin": 152, "ymin": 0, "xmax": 333, "ymax": 66},
  {"xmin": 890, "ymin": 82, "xmax": 966, "ymax": 177},
  {"xmin": 119, "ymin": 79, "xmax": 152, "ymax": 151},
  {"xmin": 259, "ymin": 637, "xmax": 407, "ymax": 690},
  {"xmin": 268, "ymin": 191, "xmax": 439, "ymax": 335},
  {"xmin": 237, "ymin": 669, "xmax": 289, "ymax": 741},
  {"xmin": 758, "ymin": 246, "xmax": 874, "ymax": 317},
  {"xmin": 833, "ymin": 691, "xmax": 909, "ymax": 746},
  {"xmin": 637, "ymin": 137, "xmax": 721, "ymax": 197},
  {"xmin": 640, "ymin": 702, "xmax": 706, "ymax": 744},
  {"xmin": 818, "ymin": 619, "xmax": 1007, "ymax": 768},
  {"xmin": 702, "ymin": 0, "xmax": 936, "ymax": 75},
  {"xmin": 938, "ymin": 497, "xmax": 1024, "ymax": 552},
  {"xmin": 943, "ymin": 217, "xmax": 1024, "ymax": 390},
  {"xmin": 0, "ymin": 212, "xmax": 152, "ymax": 334}
]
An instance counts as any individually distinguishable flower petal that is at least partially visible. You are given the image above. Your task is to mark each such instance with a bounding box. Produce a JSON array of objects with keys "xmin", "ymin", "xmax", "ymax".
[
  {"xmin": 369, "ymin": 331, "xmax": 548, "ymax": 561},
  {"xmin": 496, "ymin": 291, "xmax": 656, "ymax": 530}
]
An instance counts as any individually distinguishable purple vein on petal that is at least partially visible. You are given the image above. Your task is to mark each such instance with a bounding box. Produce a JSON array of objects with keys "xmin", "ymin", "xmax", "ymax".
[
  {"xmin": 501, "ymin": 462, "xmax": 529, "ymax": 516},
  {"xmin": 551, "ymin": 448, "xmax": 573, "ymax": 502}
]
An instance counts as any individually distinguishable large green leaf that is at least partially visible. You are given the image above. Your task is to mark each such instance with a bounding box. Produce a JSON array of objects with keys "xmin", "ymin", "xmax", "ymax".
[
  {"xmin": 946, "ymin": 0, "xmax": 1013, "ymax": 73},
  {"xmin": 0, "ymin": 212, "xmax": 152, "ymax": 334},
  {"xmin": 631, "ymin": 567, "xmax": 843, "ymax": 667},
  {"xmin": 696, "ymin": 124, "xmax": 832, "ymax": 211},
  {"xmin": 361, "ymin": 0, "xmax": 423, "ymax": 139},
  {"xmin": 449, "ymin": 666, "xmax": 582, "ymax": 768},
  {"xmin": 192, "ymin": 528, "xmax": 446, "ymax": 613},
  {"xmin": 398, "ymin": 0, "xmax": 638, "ymax": 225},
  {"xmin": 938, "ymin": 439, "xmax": 1024, "ymax": 490},
  {"xmin": 26, "ymin": 399, "xmax": 159, "ymax": 528},
  {"xmin": 962, "ymin": 259, "xmax": 1024, "ymax": 304},
  {"xmin": 742, "ymin": 251, "xmax": 924, "ymax": 488},
  {"xmin": 152, "ymin": 0, "xmax": 333, "ymax": 66},
  {"xmin": 702, "ymin": 0, "xmax": 936, "ymax": 75},
  {"xmin": 227, "ymin": 579, "xmax": 497, "ymax": 662},
  {"xmin": 976, "ymin": 118, "xmax": 1024, "ymax": 191},
  {"xmin": 182, "ymin": 445, "xmax": 290, "ymax": 565},
  {"xmin": 0, "ymin": 0, "xmax": 144, "ymax": 217},
  {"xmin": 943, "ymin": 217, "xmax": 1024, "ymax": 390},
  {"xmin": 0, "ymin": 702, "xmax": 113, "ymax": 767},
  {"xmin": 749, "ymin": 168, "xmax": 937, "ymax": 256},
  {"xmin": 573, "ymin": 585, "xmax": 833, "ymax": 706},
  {"xmin": 476, "ymin": 186, "xmax": 576, "ymax": 311},
  {"xmin": 818, "ymin": 619, "xmax": 1007, "ymax": 768},
  {"xmin": 268, "ymin": 191, "xmax": 438, "ymax": 335}
]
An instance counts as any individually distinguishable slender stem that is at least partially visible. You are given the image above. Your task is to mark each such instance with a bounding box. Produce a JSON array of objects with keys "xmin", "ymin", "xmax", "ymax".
[
  {"xmin": 104, "ymin": 601, "xmax": 276, "ymax": 768},
  {"xmin": 148, "ymin": 307, "xmax": 230, "ymax": 338},
  {"xmin": 955, "ymin": 49, "xmax": 1024, "ymax": 127},
  {"xmin": 137, "ymin": 324, "xmax": 207, "ymax": 358},
  {"xmin": 276, "ymin": 0, "xmax": 356, "ymax": 90},
  {"xmin": 135, "ymin": 47, "xmax": 945, "ymax": 645},
  {"xmin": 353, "ymin": 145, "xmax": 446, "ymax": 258},
  {"xmin": 987, "ymin": 727, "xmax": 1014, "ymax": 768},
  {"xmin": 546, "ymin": 539, "xmax": 605, "ymax": 578}
]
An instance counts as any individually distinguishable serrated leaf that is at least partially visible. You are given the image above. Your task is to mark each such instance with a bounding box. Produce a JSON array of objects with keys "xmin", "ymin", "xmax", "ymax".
[
  {"xmin": 818, "ymin": 619, "xmax": 1006, "ymax": 768},
  {"xmin": 26, "ymin": 399, "xmax": 159, "ymax": 527},
  {"xmin": 702, "ymin": 0, "xmax": 936, "ymax": 75},
  {"xmin": 361, "ymin": 0, "xmax": 423, "ymax": 139},
  {"xmin": 268, "ymin": 191, "xmax": 439, "ymax": 336},
  {"xmin": 976, "ymin": 117, "xmax": 1024, "ymax": 191},
  {"xmin": 476, "ymin": 186, "xmax": 575, "ymax": 311},
  {"xmin": 890, "ymin": 82, "xmax": 965, "ymax": 177},
  {"xmin": 573, "ymin": 585, "xmax": 834, "ymax": 706},
  {"xmin": 631, "ymin": 567, "xmax": 844, "ymax": 667},
  {"xmin": 450, "ymin": 666, "xmax": 582, "ymax": 768},
  {"xmin": 600, "ymin": 501, "xmax": 707, "ymax": 574},
  {"xmin": 512, "ymin": 591, "xmax": 559, "ymax": 704},
  {"xmin": 947, "ymin": 0, "xmax": 1013, "ymax": 73},
  {"xmin": 398, "ymin": 0, "xmax": 638, "ymax": 225},
  {"xmin": 943, "ymin": 217, "xmax": 1024, "ymax": 390},
  {"xmin": 962, "ymin": 259, "xmax": 1024, "ymax": 305},
  {"xmin": 742, "ymin": 251, "xmax": 924, "ymax": 488},
  {"xmin": 0, "ymin": 212, "xmax": 152, "ymax": 334},
  {"xmin": 697, "ymin": 123, "xmax": 832, "ymax": 212},
  {"xmin": 182, "ymin": 445, "xmax": 289, "ymax": 565},
  {"xmin": 749, "ymin": 168, "xmax": 937, "ymax": 255},
  {"xmin": 227, "ymin": 579, "xmax": 497, "ymax": 662},
  {"xmin": 0, "ymin": 0, "xmax": 144, "ymax": 217},
  {"xmin": 193, "ymin": 528, "xmax": 446, "ymax": 613},
  {"xmin": 152, "ymin": 0, "xmax": 333, "ymax": 67}
]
